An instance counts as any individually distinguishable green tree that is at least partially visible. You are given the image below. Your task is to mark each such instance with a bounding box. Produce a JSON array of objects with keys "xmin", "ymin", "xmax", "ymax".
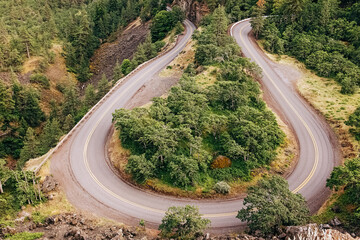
[
  {"xmin": 62, "ymin": 85, "xmax": 80, "ymax": 118},
  {"xmin": 112, "ymin": 60, "xmax": 123, "ymax": 83},
  {"xmin": 327, "ymin": 158, "xmax": 360, "ymax": 204},
  {"xmin": 97, "ymin": 74, "xmax": 111, "ymax": 100},
  {"xmin": 39, "ymin": 119, "xmax": 62, "ymax": 155},
  {"xmin": 159, "ymin": 205, "xmax": 211, "ymax": 239},
  {"xmin": 126, "ymin": 154, "xmax": 155, "ymax": 183},
  {"xmin": 0, "ymin": 81, "xmax": 14, "ymax": 131},
  {"xmin": 237, "ymin": 175, "xmax": 309, "ymax": 235},
  {"xmin": 120, "ymin": 59, "xmax": 133, "ymax": 75},
  {"xmin": 251, "ymin": 0, "xmax": 266, "ymax": 39},
  {"xmin": 19, "ymin": 128, "xmax": 39, "ymax": 168},
  {"xmin": 0, "ymin": 159, "xmax": 11, "ymax": 194},
  {"xmin": 345, "ymin": 107, "xmax": 360, "ymax": 140},
  {"xmin": 63, "ymin": 114, "xmax": 75, "ymax": 132},
  {"xmin": 84, "ymin": 83, "xmax": 96, "ymax": 108}
]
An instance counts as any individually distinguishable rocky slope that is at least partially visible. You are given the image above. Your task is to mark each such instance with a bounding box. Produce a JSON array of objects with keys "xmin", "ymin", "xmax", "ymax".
[{"xmin": 174, "ymin": 0, "xmax": 209, "ymax": 25}]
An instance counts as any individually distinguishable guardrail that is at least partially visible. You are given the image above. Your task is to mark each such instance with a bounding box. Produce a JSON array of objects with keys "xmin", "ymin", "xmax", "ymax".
[{"xmin": 33, "ymin": 22, "xmax": 188, "ymax": 173}]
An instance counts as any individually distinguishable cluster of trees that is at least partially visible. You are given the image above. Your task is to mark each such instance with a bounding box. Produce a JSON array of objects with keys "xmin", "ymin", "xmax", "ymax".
[
  {"xmin": 0, "ymin": 73, "xmax": 112, "ymax": 167},
  {"xmin": 0, "ymin": 0, "xmax": 56, "ymax": 71},
  {"xmin": 57, "ymin": 0, "xmax": 167, "ymax": 82},
  {"xmin": 327, "ymin": 158, "xmax": 360, "ymax": 230},
  {"xmin": 0, "ymin": 0, "xmax": 168, "ymax": 81},
  {"xmin": 150, "ymin": 6, "xmax": 185, "ymax": 42},
  {"xmin": 203, "ymin": 0, "xmax": 260, "ymax": 22},
  {"xmin": 251, "ymin": 0, "xmax": 360, "ymax": 94},
  {"xmin": 346, "ymin": 107, "xmax": 360, "ymax": 141},
  {"xmin": 0, "ymin": 158, "xmax": 44, "ymax": 218},
  {"xmin": 113, "ymin": 7, "xmax": 284, "ymax": 189},
  {"xmin": 237, "ymin": 175, "xmax": 309, "ymax": 235},
  {"xmin": 157, "ymin": 175, "xmax": 309, "ymax": 238}
]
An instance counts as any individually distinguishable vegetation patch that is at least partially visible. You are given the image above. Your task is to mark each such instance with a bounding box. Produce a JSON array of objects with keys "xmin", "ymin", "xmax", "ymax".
[{"xmin": 112, "ymin": 7, "xmax": 287, "ymax": 196}]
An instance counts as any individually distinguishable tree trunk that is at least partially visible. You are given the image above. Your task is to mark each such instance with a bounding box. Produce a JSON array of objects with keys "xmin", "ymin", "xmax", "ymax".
[
  {"xmin": 0, "ymin": 180, "xmax": 3, "ymax": 194},
  {"xmin": 26, "ymin": 42, "xmax": 30, "ymax": 59}
]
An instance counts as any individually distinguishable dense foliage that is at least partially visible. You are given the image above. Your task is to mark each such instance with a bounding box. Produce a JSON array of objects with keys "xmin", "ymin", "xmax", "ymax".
[
  {"xmin": 254, "ymin": 0, "xmax": 360, "ymax": 94},
  {"xmin": 0, "ymin": 0, "xmax": 167, "ymax": 81},
  {"xmin": 346, "ymin": 107, "xmax": 360, "ymax": 140},
  {"xmin": 159, "ymin": 205, "xmax": 210, "ymax": 239},
  {"xmin": 113, "ymin": 7, "xmax": 284, "ymax": 190},
  {"xmin": 237, "ymin": 175, "xmax": 309, "ymax": 235},
  {"xmin": 326, "ymin": 158, "xmax": 360, "ymax": 230},
  {"xmin": 0, "ymin": 158, "xmax": 44, "ymax": 219}
]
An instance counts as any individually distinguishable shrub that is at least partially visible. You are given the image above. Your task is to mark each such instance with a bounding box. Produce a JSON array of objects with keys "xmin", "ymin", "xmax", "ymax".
[
  {"xmin": 30, "ymin": 74, "xmax": 50, "ymax": 89},
  {"xmin": 213, "ymin": 181, "xmax": 231, "ymax": 194},
  {"xmin": 159, "ymin": 205, "xmax": 210, "ymax": 239}
]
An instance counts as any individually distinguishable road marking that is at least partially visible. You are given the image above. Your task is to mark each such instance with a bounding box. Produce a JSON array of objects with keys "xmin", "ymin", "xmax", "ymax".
[
  {"xmin": 80, "ymin": 21, "xmax": 239, "ymax": 218},
  {"xmin": 79, "ymin": 19, "xmax": 319, "ymax": 221},
  {"xmin": 236, "ymin": 22, "xmax": 319, "ymax": 194}
]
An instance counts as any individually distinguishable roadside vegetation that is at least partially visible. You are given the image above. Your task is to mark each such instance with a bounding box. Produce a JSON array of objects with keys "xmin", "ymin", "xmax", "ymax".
[
  {"xmin": 113, "ymin": 7, "xmax": 285, "ymax": 192},
  {"xmin": 251, "ymin": 0, "xmax": 360, "ymax": 94},
  {"xmin": 0, "ymin": 0, "xmax": 182, "ymax": 226},
  {"xmin": 246, "ymin": 0, "xmax": 360, "ymax": 233}
]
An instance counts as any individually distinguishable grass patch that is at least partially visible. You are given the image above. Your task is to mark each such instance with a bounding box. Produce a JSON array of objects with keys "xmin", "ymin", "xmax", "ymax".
[{"xmin": 5, "ymin": 232, "xmax": 44, "ymax": 240}]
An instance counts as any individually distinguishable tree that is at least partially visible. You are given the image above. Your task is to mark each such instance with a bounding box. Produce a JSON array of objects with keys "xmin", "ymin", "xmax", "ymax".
[
  {"xmin": 126, "ymin": 154, "xmax": 155, "ymax": 183},
  {"xmin": 151, "ymin": 10, "xmax": 176, "ymax": 42},
  {"xmin": 327, "ymin": 158, "xmax": 360, "ymax": 204},
  {"xmin": 0, "ymin": 81, "xmax": 14, "ymax": 131},
  {"xmin": 84, "ymin": 83, "xmax": 96, "ymax": 108},
  {"xmin": 345, "ymin": 107, "xmax": 360, "ymax": 140},
  {"xmin": 0, "ymin": 159, "xmax": 11, "ymax": 194},
  {"xmin": 62, "ymin": 85, "xmax": 80, "ymax": 118},
  {"xmin": 251, "ymin": 0, "xmax": 266, "ymax": 39},
  {"xmin": 63, "ymin": 114, "xmax": 75, "ymax": 132},
  {"xmin": 97, "ymin": 74, "xmax": 111, "ymax": 100},
  {"xmin": 237, "ymin": 175, "xmax": 309, "ymax": 235},
  {"xmin": 120, "ymin": 59, "xmax": 133, "ymax": 75},
  {"xmin": 112, "ymin": 60, "xmax": 123, "ymax": 83},
  {"xmin": 159, "ymin": 205, "xmax": 211, "ymax": 239},
  {"xmin": 39, "ymin": 119, "xmax": 62, "ymax": 155},
  {"xmin": 19, "ymin": 127, "xmax": 39, "ymax": 168}
]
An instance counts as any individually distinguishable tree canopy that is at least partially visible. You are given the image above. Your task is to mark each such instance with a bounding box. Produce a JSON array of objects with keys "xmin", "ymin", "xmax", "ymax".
[
  {"xmin": 159, "ymin": 205, "xmax": 210, "ymax": 239},
  {"xmin": 237, "ymin": 175, "xmax": 309, "ymax": 235}
]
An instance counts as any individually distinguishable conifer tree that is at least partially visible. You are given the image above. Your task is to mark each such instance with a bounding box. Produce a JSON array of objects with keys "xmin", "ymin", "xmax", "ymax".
[{"xmin": 19, "ymin": 127, "xmax": 39, "ymax": 168}]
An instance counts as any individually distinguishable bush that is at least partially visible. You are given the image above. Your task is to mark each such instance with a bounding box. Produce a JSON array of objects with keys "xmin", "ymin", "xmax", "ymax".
[
  {"xmin": 159, "ymin": 205, "xmax": 210, "ymax": 239},
  {"xmin": 175, "ymin": 22, "xmax": 184, "ymax": 35},
  {"xmin": 30, "ymin": 74, "xmax": 50, "ymax": 89},
  {"xmin": 237, "ymin": 175, "xmax": 309, "ymax": 236},
  {"xmin": 154, "ymin": 41, "xmax": 165, "ymax": 52},
  {"xmin": 213, "ymin": 181, "xmax": 231, "ymax": 194}
]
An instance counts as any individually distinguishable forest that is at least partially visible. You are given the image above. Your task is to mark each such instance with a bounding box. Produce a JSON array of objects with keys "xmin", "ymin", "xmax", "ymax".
[
  {"xmin": 250, "ymin": 0, "xmax": 360, "ymax": 94},
  {"xmin": 113, "ymin": 7, "xmax": 284, "ymax": 190},
  {"xmin": 0, "ymin": 0, "xmax": 182, "ymax": 221}
]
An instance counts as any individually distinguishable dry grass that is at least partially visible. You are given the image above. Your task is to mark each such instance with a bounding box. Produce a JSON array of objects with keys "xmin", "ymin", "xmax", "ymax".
[
  {"xmin": 39, "ymin": 44, "xmax": 77, "ymax": 115},
  {"xmin": 261, "ymin": 49, "xmax": 360, "ymax": 161},
  {"xmin": 108, "ymin": 129, "xmax": 130, "ymax": 174},
  {"xmin": 159, "ymin": 38, "xmax": 195, "ymax": 78},
  {"xmin": 22, "ymin": 56, "xmax": 43, "ymax": 74}
]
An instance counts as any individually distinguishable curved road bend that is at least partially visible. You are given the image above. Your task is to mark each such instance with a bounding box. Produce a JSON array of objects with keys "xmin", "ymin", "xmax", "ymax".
[
  {"xmin": 231, "ymin": 20, "xmax": 338, "ymax": 210},
  {"xmin": 51, "ymin": 19, "xmax": 338, "ymax": 232}
]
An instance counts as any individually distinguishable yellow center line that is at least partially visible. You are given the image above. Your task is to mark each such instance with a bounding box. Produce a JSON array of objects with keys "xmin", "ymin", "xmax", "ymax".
[
  {"xmin": 237, "ymin": 22, "xmax": 319, "ymax": 194},
  {"xmin": 81, "ymin": 22, "xmax": 239, "ymax": 218}
]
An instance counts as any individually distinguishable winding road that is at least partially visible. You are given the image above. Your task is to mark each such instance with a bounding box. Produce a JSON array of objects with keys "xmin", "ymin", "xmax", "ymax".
[{"xmin": 51, "ymin": 19, "xmax": 338, "ymax": 231}]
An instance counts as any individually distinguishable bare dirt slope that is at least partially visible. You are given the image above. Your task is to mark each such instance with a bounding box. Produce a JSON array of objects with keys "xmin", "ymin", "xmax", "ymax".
[{"xmin": 88, "ymin": 19, "xmax": 150, "ymax": 86}]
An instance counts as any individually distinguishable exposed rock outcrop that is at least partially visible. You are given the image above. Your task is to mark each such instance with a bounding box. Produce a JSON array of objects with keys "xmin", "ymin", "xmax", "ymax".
[{"xmin": 174, "ymin": 0, "xmax": 210, "ymax": 25}]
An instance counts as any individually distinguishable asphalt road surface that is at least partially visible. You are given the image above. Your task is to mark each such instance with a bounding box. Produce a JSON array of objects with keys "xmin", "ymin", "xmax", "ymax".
[{"xmin": 51, "ymin": 19, "xmax": 338, "ymax": 231}]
